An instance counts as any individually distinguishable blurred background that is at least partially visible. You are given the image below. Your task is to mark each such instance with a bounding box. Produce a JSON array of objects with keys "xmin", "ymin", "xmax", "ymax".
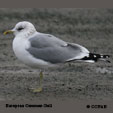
[{"xmin": 0, "ymin": 8, "xmax": 113, "ymax": 100}]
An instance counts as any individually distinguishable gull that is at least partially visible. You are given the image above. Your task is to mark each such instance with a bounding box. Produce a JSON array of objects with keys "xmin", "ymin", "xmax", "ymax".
[{"xmin": 4, "ymin": 21, "xmax": 110, "ymax": 92}]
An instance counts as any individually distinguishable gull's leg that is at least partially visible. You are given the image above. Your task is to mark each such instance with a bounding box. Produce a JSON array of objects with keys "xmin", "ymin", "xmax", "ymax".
[{"xmin": 30, "ymin": 71, "xmax": 43, "ymax": 93}]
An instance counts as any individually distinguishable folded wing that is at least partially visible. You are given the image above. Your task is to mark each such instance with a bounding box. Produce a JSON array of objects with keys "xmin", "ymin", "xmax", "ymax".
[{"xmin": 27, "ymin": 33, "xmax": 89, "ymax": 64}]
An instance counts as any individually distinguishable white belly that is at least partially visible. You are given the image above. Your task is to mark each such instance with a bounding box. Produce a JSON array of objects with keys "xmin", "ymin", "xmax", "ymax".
[{"xmin": 12, "ymin": 37, "xmax": 50, "ymax": 68}]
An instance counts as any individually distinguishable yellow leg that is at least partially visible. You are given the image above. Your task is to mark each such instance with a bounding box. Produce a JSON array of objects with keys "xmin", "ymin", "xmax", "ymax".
[{"xmin": 30, "ymin": 71, "xmax": 43, "ymax": 93}]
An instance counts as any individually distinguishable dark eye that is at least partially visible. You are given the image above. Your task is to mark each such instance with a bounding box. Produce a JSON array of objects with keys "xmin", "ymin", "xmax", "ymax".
[{"xmin": 17, "ymin": 27, "xmax": 24, "ymax": 31}]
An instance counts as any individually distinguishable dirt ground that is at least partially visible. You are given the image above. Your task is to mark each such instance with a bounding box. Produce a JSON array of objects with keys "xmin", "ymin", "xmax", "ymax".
[{"xmin": 0, "ymin": 8, "xmax": 113, "ymax": 100}]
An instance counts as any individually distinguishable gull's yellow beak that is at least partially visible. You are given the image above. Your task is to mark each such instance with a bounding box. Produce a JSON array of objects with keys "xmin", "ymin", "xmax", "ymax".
[{"xmin": 3, "ymin": 30, "xmax": 13, "ymax": 35}]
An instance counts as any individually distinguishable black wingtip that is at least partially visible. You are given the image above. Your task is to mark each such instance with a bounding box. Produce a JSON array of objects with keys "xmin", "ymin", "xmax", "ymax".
[
  {"xmin": 80, "ymin": 53, "xmax": 111, "ymax": 63},
  {"xmin": 103, "ymin": 55, "xmax": 110, "ymax": 58}
]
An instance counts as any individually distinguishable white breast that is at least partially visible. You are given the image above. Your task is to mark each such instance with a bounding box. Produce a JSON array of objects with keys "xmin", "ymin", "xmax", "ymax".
[{"xmin": 12, "ymin": 36, "xmax": 50, "ymax": 68}]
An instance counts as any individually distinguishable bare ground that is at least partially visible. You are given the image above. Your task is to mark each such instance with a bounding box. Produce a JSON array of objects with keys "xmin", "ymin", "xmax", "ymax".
[{"xmin": 0, "ymin": 8, "xmax": 113, "ymax": 100}]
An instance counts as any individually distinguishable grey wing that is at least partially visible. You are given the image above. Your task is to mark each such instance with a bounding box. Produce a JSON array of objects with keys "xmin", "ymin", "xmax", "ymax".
[
  {"xmin": 29, "ymin": 32, "xmax": 67, "ymax": 48},
  {"xmin": 27, "ymin": 33, "xmax": 89, "ymax": 64}
]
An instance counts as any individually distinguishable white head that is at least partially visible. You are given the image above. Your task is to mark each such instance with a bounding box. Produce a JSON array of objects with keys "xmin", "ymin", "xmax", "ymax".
[{"xmin": 4, "ymin": 21, "xmax": 37, "ymax": 37}]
